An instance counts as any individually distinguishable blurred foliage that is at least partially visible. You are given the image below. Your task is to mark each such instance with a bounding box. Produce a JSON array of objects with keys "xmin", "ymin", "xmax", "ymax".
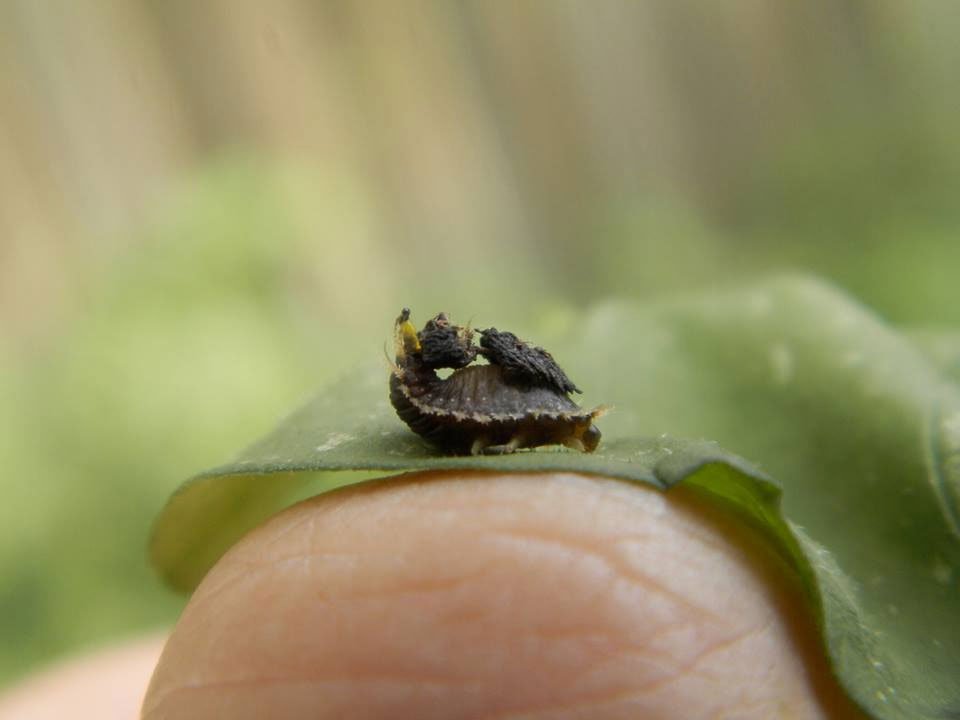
[
  {"xmin": 0, "ymin": 161, "xmax": 322, "ymax": 679},
  {"xmin": 2, "ymin": 0, "xmax": 960, "ymax": 689}
]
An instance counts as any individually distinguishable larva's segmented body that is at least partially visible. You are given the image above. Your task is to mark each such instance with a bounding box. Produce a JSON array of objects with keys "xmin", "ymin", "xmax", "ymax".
[{"xmin": 389, "ymin": 309, "xmax": 604, "ymax": 455}]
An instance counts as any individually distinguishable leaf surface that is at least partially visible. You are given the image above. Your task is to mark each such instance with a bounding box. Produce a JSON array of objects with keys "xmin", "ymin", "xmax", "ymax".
[{"xmin": 151, "ymin": 276, "xmax": 960, "ymax": 720}]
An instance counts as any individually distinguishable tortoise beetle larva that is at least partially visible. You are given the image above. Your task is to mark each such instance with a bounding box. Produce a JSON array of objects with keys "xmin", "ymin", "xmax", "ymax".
[{"xmin": 389, "ymin": 309, "xmax": 605, "ymax": 455}]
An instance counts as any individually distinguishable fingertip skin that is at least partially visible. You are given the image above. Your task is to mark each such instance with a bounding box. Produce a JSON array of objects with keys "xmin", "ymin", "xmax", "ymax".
[
  {"xmin": 143, "ymin": 472, "xmax": 865, "ymax": 720},
  {"xmin": 0, "ymin": 634, "xmax": 165, "ymax": 720}
]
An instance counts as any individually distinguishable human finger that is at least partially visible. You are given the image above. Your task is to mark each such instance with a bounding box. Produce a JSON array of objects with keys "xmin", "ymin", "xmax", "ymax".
[
  {"xmin": 143, "ymin": 472, "xmax": 863, "ymax": 719},
  {"xmin": 0, "ymin": 633, "xmax": 165, "ymax": 720}
]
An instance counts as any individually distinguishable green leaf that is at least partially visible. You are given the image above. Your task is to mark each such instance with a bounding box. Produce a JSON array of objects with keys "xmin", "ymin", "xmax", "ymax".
[
  {"xmin": 151, "ymin": 275, "xmax": 960, "ymax": 720},
  {"xmin": 908, "ymin": 328, "xmax": 960, "ymax": 384}
]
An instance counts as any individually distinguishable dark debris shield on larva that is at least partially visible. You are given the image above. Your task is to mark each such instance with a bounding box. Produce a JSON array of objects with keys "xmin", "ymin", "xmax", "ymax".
[{"xmin": 389, "ymin": 309, "xmax": 605, "ymax": 455}]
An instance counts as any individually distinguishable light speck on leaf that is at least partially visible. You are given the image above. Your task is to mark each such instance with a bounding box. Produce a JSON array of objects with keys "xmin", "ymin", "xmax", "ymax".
[
  {"xmin": 933, "ymin": 557, "xmax": 953, "ymax": 585},
  {"xmin": 315, "ymin": 432, "xmax": 353, "ymax": 453},
  {"xmin": 943, "ymin": 412, "xmax": 960, "ymax": 445},
  {"xmin": 769, "ymin": 342, "xmax": 795, "ymax": 384}
]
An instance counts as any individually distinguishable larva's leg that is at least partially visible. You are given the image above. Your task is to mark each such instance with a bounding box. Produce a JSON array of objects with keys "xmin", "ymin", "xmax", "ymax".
[
  {"xmin": 470, "ymin": 436, "xmax": 489, "ymax": 456},
  {"xmin": 562, "ymin": 436, "xmax": 586, "ymax": 452},
  {"xmin": 482, "ymin": 435, "xmax": 523, "ymax": 455}
]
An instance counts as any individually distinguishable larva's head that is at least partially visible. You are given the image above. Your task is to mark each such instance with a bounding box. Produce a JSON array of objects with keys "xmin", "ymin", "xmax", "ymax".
[
  {"xmin": 394, "ymin": 308, "xmax": 421, "ymax": 364},
  {"xmin": 394, "ymin": 310, "xmax": 477, "ymax": 370}
]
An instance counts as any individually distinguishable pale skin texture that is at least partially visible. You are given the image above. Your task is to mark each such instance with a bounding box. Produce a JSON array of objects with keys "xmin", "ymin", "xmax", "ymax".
[
  {"xmin": 0, "ymin": 634, "xmax": 166, "ymax": 720},
  {"xmin": 1, "ymin": 472, "xmax": 867, "ymax": 719}
]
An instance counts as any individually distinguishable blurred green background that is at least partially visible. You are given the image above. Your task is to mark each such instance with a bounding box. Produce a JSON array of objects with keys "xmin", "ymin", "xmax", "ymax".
[{"xmin": 2, "ymin": 0, "xmax": 959, "ymax": 687}]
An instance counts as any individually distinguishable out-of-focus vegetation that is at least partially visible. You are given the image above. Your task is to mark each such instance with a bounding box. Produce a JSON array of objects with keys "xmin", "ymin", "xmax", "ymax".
[{"xmin": 1, "ymin": 1, "xmax": 959, "ymax": 686}]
